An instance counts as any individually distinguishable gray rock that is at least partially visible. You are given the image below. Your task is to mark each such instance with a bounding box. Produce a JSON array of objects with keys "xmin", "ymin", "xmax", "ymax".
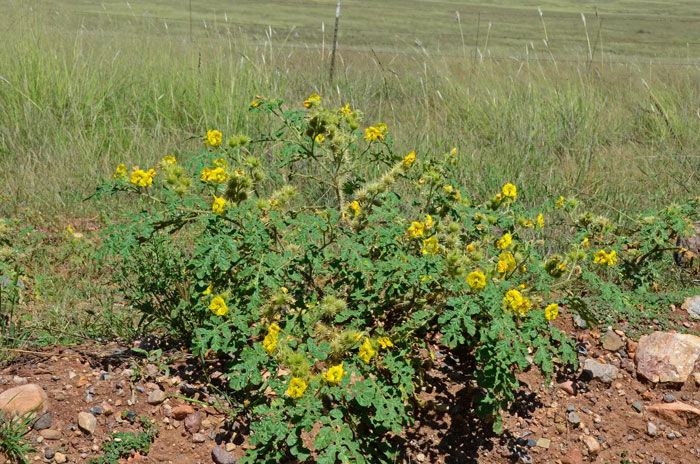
[
  {"xmin": 573, "ymin": 315, "xmax": 588, "ymax": 329},
  {"xmin": 192, "ymin": 432, "xmax": 206, "ymax": 443},
  {"xmin": 147, "ymin": 390, "xmax": 167, "ymax": 405},
  {"xmin": 567, "ymin": 411, "xmax": 581, "ymax": 425},
  {"xmin": 44, "ymin": 447, "xmax": 55, "ymax": 460},
  {"xmin": 663, "ymin": 394, "xmax": 676, "ymax": 403},
  {"xmin": 33, "ymin": 412, "xmax": 52, "ymax": 431},
  {"xmin": 582, "ymin": 358, "xmax": 619, "ymax": 384},
  {"xmin": 632, "ymin": 401, "xmax": 643, "ymax": 413},
  {"xmin": 90, "ymin": 406, "xmax": 102, "ymax": 415},
  {"xmin": 78, "ymin": 412, "xmax": 97, "ymax": 434},
  {"xmin": 601, "ymin": 329, "xmax": 625, "ymax": 352},
  {"xmin": 647, "ymin": 422, "xmax": 657, "ymax": 437},
  {"xmin": 211, "ymin": 447, "xmax": 238, "ymax": 464}
]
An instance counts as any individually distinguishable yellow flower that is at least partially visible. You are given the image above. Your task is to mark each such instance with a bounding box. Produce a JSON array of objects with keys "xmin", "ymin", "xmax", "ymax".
[
  {"xmin": 503, "ymin": 289, "xmax": 531, "ymax": 316},
  {"xmin": 250, "ymin": 99, "xmax": 260, "ymax": 107},
  {"xmin": 408, "ymin": 221, "xmax": 425, "ymax": 238},
  {"xmin": 403, "ymin": 151, "xmax": 416, "ymax": 166},
  {"xmin": 582, "ymin": 238, "xmax": 590, "ymax": 249},
  {"xmin": 269, "ymin": 199, "xmax": 278, "ymax": 207},
  {"xmin": 341, "ymin": 103, "xmax": 351, "ymax": 115},
  {"xmin": 496, "ymin": 233, "xmax": 512, "ymax": 250},
  {"xmin": 262, "ymin": 333, "xmax": 278, "ymax": 353},
  {"xmin": 421, "ymin": 236, "xmax": 439, "ymax": 255},
  {"xmin": 593, "ymin": 249, "xmax": 617, "ymax": 266},
  {"xmin": 314, "ymin": 134, "xmax": 325, "ymax": 143},
  {"xmin": 466, "ymin": 243, "xmax": 476, "ymax": 252},
  {"xmin": 498, "ymin": 252, "xmax": 517, "ymax": 274},
  {"xmin": 523, "ymin": 219, "xmax": 533, "ymax": 228},
  {"xmin": 377, "ymin": 337, "xmax": 393, "ymax": 349},
  {"xmin": 502, "ymin": 183, "xmax": 517, "ymax": 200},
  {"xmin": 202, "ymin": 285, "xmax": 212, "ymax": 296},
  {"xmin": 425, "ymin": 215, "xmax": 433, "ymax": 229},
  {"xmin": 213, "ymin": 158, "xmax": 228, "ymax": 168},
  {"xmin": 537, "ymin": 213, "xmax": 544, "ymax": 229},
  {"xmin": 377, "ymin": 123, "xmax": 388, "ymax": 135},
  {"xmin": 358, "ymin": 337, "xmax": 375, "ymax": 363},
  {"xmin": 556, "ymin": 196, "xmax": 564, "ymax": 208},
  {"xmin": 545, "ymin": 303, "xmax": 559, "ymax": 321},
  {"xmin": 201, "ymin": 167, "xmax": 228, "ymax": 183},
  {"xmin": 443, "ymin": 185, "xmax": 454, "ymax": 194},
  {"xmin": 451, "ymin": 147, "xmax": 457, "ymax": 156},
  {"xmin": 200, "ymin": 167, "xmax": 211, "ymax": 182},
  {"xmin": 418, "ymin": 178, "xmax": 425, "ymax": 184},
  {"xmin": 303, "ymin": 93, "xmax": 321, "ymax": 108},
  {"xmin": 349, "ymin": 200, "xmax": 361, "ymax": 217},
  {"xmin": 160, "ymin": 156, "xmax": 176, "ymax": 167},
  {"xmin": 129, "ymin": 168, "xmax": 156, "ymax": 187},
  {"xmin": 286, "ymin": 377, "xmax": 307, "ymax": 398},
  {"xmin": 212, "ymin": 195, "xmax": 226, "ymax": 215},
  {"xmin": 113, "ymin": 163, "xmax": 127, "ymax": 180},
  {"xmin": 204, "ymin": 130, "xmax": 223, "ymax": 147},
  {"xmin": 209, "ymin": 296, "xmax": 228, "ymax": 316},
  {"xmin": 364, "ymin": 126, "xmax": 384, "ymax": 141},
  {"xmin": 323, "ymin": 363, "xmax": 345, "ymax": 384},
  {"xmin": 467, "ymin": 270, "xmax": 486, "ymax": 290},
  {"xmin": 268, "ymin": 323, "xmax": 281, "ymax": 335}
]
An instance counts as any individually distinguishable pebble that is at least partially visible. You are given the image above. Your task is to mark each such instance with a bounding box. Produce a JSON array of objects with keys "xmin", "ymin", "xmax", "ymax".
[
  {"xmin": 54, "ymin": 452, "xmax": 67, "ymax": 464},
  {"xmin": 39, "ymin": 429, "xmax": 62, "ymax": 440},
  {"xmin": 667, "ymin": 432, "xmax": 676, "ymax": 439},
  {"xmin": 574, "ymin": 316, "xmax": 588, "ymax": 329},
  {"xmin": 171, "ymin": 405, "xmax": 195, "ymax": 420},
  {"xmin": 567, "ymin": 411, "xmax": 581, "ymax": 425},
  {"xmin": 33, "ymin": 412, "xmax": 52, "ymax": 431},
  {"xmin": 78, "ymin": 412, "xmax": 97, "ymax": 434},
  {"xmin": 559, "ymin": 381, "xmax": 575, "ymax": 395},
  {"xmin": 536, "ymin": 438, "xmax": 551, "ymax": 449},
  {"xmin": 211, "ymin": 447, "xmax": 238, "ymax": 464},
  {"xmin": 147, "ymin": 390, "xmax": 167, "ymax": 405},
  {"xmin": 582, "ymin": 435, "xmax": 600, "ymax": 455},
  {"xmin": 631, "ymin": 401, "xmax": 643, "ymax": 413},
  {"xmin": 648, "ymin": 422, "xmax": 657, "ymax": 437},
  {"xmin": 135, "ymin": 386, "xmax": 145, "ymax": 393},
  {"xmin": 185, "ymin": 412, "xmax": 202, "ymax": 434},
  {"xmin": 192, "ymin": 432, "xmax": 206, "ymax": 443},
  {"xmin": 663, "ymin": 394, "xmax": 676, "ymax": 403},
  {"xmin": 415, "ymin": 453, "xmax": 425, "ymax": 462},
  {"xmin": 44, "ymin": 448, "xmax": 55, "ymax": 460}
]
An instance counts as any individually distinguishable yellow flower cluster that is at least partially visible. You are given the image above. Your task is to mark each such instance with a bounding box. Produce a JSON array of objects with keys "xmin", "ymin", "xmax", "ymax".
[
  {"xmin": 303, "ymin": 93, "xmax": 321, "ymax": 108},
  {"xmin": 545, "ymin": 303, "xmax": 559, "ymax": 321},
  {"xmin": 286, "ymin": 377, "xmax": 307, "ymax": 398},
  {"xmin": 130, "ymin": 168, "xmax": 156, "ymax": 187},
  {"xmin": 262, "ymin": 323, "xmax": 281, "ymax": 354},
  {"xmin": 322, "ymin": 363, "xmax": 345, "ymax": 384},
  {"xmin": 349, "ymin": 200, "xmax": 361, "ymax": 217},
  {"xmin": 537, "ymin": 213, "xmax": 544, "ymax": 229},
  {"xmin": 358, "ymin": 337, "xmax": 375, "ymax": 363},
  {"xmin": 408, "ymin": 215, "xmax": 433, "ymax": 238},
  {"xmin": 497, "ymin": 252, "xmax": 516, "ymax": 274},
  {"xmin": 204, "ymin": 130, "xmax": 222, "ymax": 147},
  {"xmin": 421, "ymin": 236, "xmax": 439, "ymax": 255},
  {"xmin": 402, "ymin": 151, "xmax": 416, "ymax": 166},
  {"xmin": 467, "ymin": 270, "xmax": 486, "ymax": 290},
  {"xmin": 201, "ymin": 167, "xmax": 228, "ymax": 183},
  {"xmin": 364, "ymin": 123, "xmax": 388, "ymax": 141},
  {"xmin": 341, "ymin": 103, "xmax": 352, "ymax": 115},
  {"xmin": 160, "ymin": 156, "xmax": 176, "ymax": 167},
  {"xmin": 212, "ymin": 195, "xmax": 226, "ymax": 215},
  {"xmin": 496, "ymin": 233, "xmax": 512, "ymax": 250},
  {"xmin": 209, "ymin": 296, "xmax": 228, "ymax": 316},
  {"xmin": 377, "ymin": 337, "xmax": 393, "ymax": 349},
  {"xmin": 503, "ymin": 289, "xmax": 531, "ymax": 316},
  {"xmin": 502, "ymin": 183, "xmax": 517, "ymax": 200},
  {"xmin": 593, "ymin": 249, "xmax": 617, "ymax": 266},
  {"xmin": 114, "ymin": 164, "xmax": 127, "ymax": 179}
]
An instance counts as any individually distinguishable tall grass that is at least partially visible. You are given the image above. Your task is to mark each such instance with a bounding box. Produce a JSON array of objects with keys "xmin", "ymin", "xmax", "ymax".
[{"xmin": 1, "ymin": 4, "xmax": 700, "ymax": 218}]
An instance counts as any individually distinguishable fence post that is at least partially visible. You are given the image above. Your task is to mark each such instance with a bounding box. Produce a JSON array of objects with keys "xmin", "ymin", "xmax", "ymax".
[{"xmin": 329, "ymin": 0, "xmax": 341, "ymax": 82}]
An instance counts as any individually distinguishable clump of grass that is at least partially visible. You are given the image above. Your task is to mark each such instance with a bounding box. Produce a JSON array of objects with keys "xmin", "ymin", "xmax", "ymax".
[
  {"xmin": 0, "ymin": 412, "xmax": 36, "ymax": 464},
  {"xmin": 89, "ymin": 418, "xmax": 157, "ymax": 464}
]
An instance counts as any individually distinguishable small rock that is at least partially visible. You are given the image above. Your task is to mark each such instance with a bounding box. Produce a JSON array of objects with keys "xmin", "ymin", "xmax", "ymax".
[
  {"xmin": 39, "ymin": 429, "xmax": 61, "ymax": 440},
  {"xmin": 582, "ymin": 359, "xmax": 619, "ymax": 384},
  {"xmin": 78, "ymin": 412, "xmax": 97, "ymax": 434},
  {"xmin": 101, "ymin": 402, "xmax": 114, "ymax": 416},
  {"xmin": 562, "ymin": 448, "xmax": 583, "ymax": 464},
  {"xmin": 12, "ymin": 376, "xmax": 28, "ymax": 385},
  {"xmin": 582, "ymin": 435, "xmax": 600, "ymax": 455},
  {"xmin": 415, "ymin": 453, "xmax": 426, "ymax": 463},
  {"xmin": 647, "ymin": 422, "xmax": 658, "ymax": 436},
  {"xmin": 147, "ymin": 390, "xmax": 167, "ymax": 405},
  {"xmin": 681, "ymin": 295, "xmax": 700, "ymax": 320},
  {"xmin": 172, "ymin": 405, "xmax": 195, "ymax": 420},
  {"xmin": 536, "ymin": 438, "xmax": 551, "ymax": 449},
  {"xmin": 192, "ymin": 432, "xmax": 206, "ymax": 443},
  {"xmin": 45, "ymin": 447, "xmax": 55, "ymax": 460},
  {"xmin": 559, "ymin": 381, "xmax": 575, "ymax": 395},
  {"xmin": 0, "ymin": 384, "xmax": 49, "ymax": 417},
  {"xmin": 567, "ymin": 411, "xmax": 581, "ymax": 425},
  {"xmin": 601, "ymin": 329, "xmax": 625, "ymax": 352},
  {"xmin": 211, "ymin": 446, "xmax": 238, "ymax": 464},
  {"xmin": 667, "ymin": 432, "xmax": 676, "ymax": 439},
  {"xmin": 33, "ymin": 412, "xmax": 52, "ymax": 431},
  {"xmin": 663, "ymin": 394, "xmax": 677, "ymax": 403},
  {"xmin": 185, "ymin": 412, "xmax": 202, "ymax": 434},
  {"xmin": 90, "ymin": 406, "xmax": 103, "ymax": 415},
  {"xmin": 632, "ymin": 401, "xmax": 643, "ymax": 413},
  {"xmin": 54, "ymin": 452, "xmax": 67, "ymax": 464},
  {"xmin": 135, "ymin": 386, "xmax": 145, "ymax": 393},
  {"xmin": 573, "ymin": 315, "xmax": 588, "ymax": 329}
]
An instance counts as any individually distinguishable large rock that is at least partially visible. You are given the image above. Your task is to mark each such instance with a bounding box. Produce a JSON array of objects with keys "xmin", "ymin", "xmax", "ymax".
[
  {"xmin": 647, "ymin": 402, "xmax": 700, "ymax": 427},
  {"xmin": 582, "ymin": 359, "xmax": 618, "ymax": 384},
  {"xmin": 0, "ymin": 384, "xmax": 49, "ymax": 417},
  {"xmin": 635, "ymin": 332, "xmax": 700, "ymax": 383},
  {"xmin": 681, "ymin": 295, "xmax": 700, "ymax": 320}
]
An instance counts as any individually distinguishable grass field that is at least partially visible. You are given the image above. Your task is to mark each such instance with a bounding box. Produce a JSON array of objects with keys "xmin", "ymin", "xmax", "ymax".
[{"xmin": 2, "ymin": 0, "xmax": 700, "ymax": 218}]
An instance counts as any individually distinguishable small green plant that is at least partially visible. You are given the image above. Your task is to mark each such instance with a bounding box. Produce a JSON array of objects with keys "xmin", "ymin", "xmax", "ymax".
[
  {"xmin": 0, "ymin": 411, "xmax": 36, "ymax": 464},
  {"xmin": 88, "ymin": 417, "xmax": 157, "ymax": 464},
  {"xmin": 129, "ymin": 348, "xmax": 175, "ymax": 381}
]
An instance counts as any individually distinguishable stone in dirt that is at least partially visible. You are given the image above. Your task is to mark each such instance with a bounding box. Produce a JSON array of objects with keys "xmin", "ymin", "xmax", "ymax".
[
  {"xmin": 562, "ymin": 448, "xmax": 583, "ymax": 464},
  {"xmin": 582, "ymin": 435, "xmax": 600, "ymax": 455},
  {"xmin": 0, "ymin": 384, "xmax": 49, "ymax": 417},
  {"xmin": 635, "ymin": 331, "xmax": 700, "ymax": 383},
  {"xmin": 192, "ymin": 432, "xmax": 206, "ymax": 443},
  {"xmin": 535, "ymin": 438, "xmax": 550, "ymax": 449},
  {"xmin": 647, "ymin": 421, "xmax": 657, "ymax": 436},
  {"xmin": 211, "ymin": 446, "xmax": 238, "ymax": 464},
  {"xmin": 147, "ymin": 390, "xmax": 167, "ymax": 405},
  {"xmin": 33, "ymin": 412, "xmax": 52, "ymax": 430},
  {"xmin": 78, "ymin": 412, "xmax": 97, "ymax": 434},
  {"xmin": 54, "ymin": 452, "xmax": 67, "ymax": 463},
  {"xmin": 171, "ymin": 404, "xmax": 195, "ymax": 420},
  {"xmin": 601, "ymin": 329, "xmax": 625, "ymax": 352},
  {"xmin": 647, "ymin": 402, "xmax": 700, "ymax": 427},
  {"xmin": 185, "ymin": 411, "xmax": 203, "ymax": 434},
  {"xmin": 681, "ymin": 295, "xmax": 700, "ymax": 320},
  {"xmin": 559, "ymin": 380, "xmax": 575, "ymax": 395},
  {"xmin": 582, "ymin": 359, "xmax": 619, "ymax": 384},
  {"xmin": 39, "ymin": 429, "xmax": 61, "ymax": 440}
]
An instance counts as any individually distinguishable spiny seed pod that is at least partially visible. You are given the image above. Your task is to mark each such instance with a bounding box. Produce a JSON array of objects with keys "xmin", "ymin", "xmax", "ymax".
[
  {"xmin": 283, "ymin": 352, "xmax": 311, "ymax": 378},
  {"xmin": 320, "ymin": 295, "xmax": 346, "ymax": 319}
]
